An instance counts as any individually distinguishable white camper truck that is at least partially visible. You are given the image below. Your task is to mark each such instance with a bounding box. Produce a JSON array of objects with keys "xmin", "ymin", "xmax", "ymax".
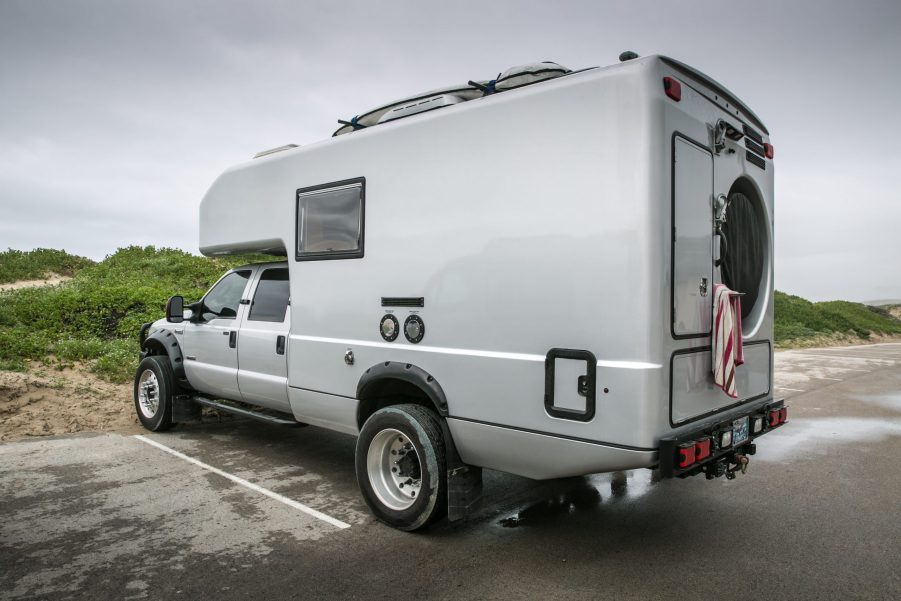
[{"xmin": 135, "ymin": 54, "xmax": 786, "ymax": 530}]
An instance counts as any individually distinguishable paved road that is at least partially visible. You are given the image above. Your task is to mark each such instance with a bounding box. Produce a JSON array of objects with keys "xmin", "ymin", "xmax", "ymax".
[{"xmin": 2, "ymin": 343, "xmax": 900, "ymax": 600}]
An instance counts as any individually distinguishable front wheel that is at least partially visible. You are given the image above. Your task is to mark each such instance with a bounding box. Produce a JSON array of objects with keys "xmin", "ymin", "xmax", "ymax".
[
  {"xmin": 133, "ymin": 355, "xmax": 176, "ymax": 432},
  {"xmin": 355, "ymin": 404, "xmax": 447, "ymax": 531}
]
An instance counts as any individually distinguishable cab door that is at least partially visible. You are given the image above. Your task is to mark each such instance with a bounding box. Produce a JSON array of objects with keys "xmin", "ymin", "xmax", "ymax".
[
  {"xmin": 236, "ymin": 267, "xmax": 290, "ymax": 412},
  {"xmin": 182, "ymin": 269, "xmax": 253, "ymax": 400}
]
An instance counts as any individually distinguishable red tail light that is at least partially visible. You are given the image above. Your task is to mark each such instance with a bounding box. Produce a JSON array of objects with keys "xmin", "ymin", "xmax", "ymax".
[
  {"xmin": 768, "ymin": 409, "xmax": 781, "ymax": 427},
  {"xmin": 663, "ymin": 76, "xmax": 681, "ymax": 102},
  {"xmin": 677, "ymin": 442, "xmax": 696, "ymax": 468},
  {"xmin": 764, "ymin": 143, "xmax": 774, "ymax": 159},
  {"xmin": 779, "ymin": 407, "xmax": 787, "ymax": 423},
  {"xmin": 694, "ymin": 437, "xmax": 712, "ymax": 462}
]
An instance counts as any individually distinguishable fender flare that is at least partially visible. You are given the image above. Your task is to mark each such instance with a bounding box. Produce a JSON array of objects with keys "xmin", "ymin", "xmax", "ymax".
[
  {"xmin": 356, "ymin": 361, "xmax": 449, "ymax": 421},
  {"xmin": 140, "ymin": 326, "xmax": 186, "ymax": 380}
]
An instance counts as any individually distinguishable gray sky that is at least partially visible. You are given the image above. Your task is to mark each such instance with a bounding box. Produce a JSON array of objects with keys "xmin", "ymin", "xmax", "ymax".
[{"xmin": 1, "ymin": 0, "xmax": 899, "ymax": 302}]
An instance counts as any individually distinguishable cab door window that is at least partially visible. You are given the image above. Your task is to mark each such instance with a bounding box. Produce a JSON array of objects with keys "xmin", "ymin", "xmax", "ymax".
[
  {"xmin": 248, "ymin": 269, "xmax": 289, "ymax": 322},
  {"xmin": 200, "ymin": 270, "xmax": 250, "ymax": 321}
]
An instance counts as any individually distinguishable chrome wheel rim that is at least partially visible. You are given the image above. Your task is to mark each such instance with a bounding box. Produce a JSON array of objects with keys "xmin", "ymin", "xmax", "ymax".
[
  {"xmin": 137, "ymin": 370, "xmax": 160, "ymax": 419},
  {"xmin": 367, "ymin": 428, "xmax": 422, "ymax": 511}
]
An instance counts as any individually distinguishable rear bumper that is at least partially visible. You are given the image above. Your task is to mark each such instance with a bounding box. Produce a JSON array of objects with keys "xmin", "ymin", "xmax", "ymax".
[{"xmin": 659, "ymin": 397, "xmax": 786, "ymax": 478}]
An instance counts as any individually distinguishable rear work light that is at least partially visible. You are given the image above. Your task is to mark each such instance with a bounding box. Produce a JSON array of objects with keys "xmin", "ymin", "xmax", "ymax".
[
  {"xmin": 718, "ymin": 429, "xmax": 733, "ymax": 449},
  {"xmin": 764, "ymin": 142, "xmax": 774, "ymax": 159},
  {"xmin": 663, "ymin": 76, "xmax": 681, "ymax": 102},
  {"xmin": 677, "ymin": 442, "xmax": 696, "ymax": 468},
  {"xmin": 752, "ymin": 416, "xmax": 764, "ymax": 434}
]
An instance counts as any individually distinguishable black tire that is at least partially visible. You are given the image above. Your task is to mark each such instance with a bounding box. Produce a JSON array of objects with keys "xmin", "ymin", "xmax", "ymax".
[
  {"xmin": 133, "ymin": 355, "xmax": 176, "ymax": 432},
  {"xmin": 355, "ymin": 404, "xmax": 447, "ymax": 531}
]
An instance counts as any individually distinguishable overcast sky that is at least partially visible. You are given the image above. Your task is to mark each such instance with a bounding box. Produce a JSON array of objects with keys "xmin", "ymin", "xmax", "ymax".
[{"xmin": 1, "ymin": 0, "xmax": 899, "ymax": 302}]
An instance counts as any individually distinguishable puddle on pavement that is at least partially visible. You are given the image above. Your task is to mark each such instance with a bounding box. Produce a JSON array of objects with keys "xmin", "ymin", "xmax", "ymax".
[
  {"xmin": 497, "ymin": 470, "xmax": 659, "ymax": 528},
  {"xmin": 754, "ymin": 417, "xmax": 901, "ymax": 462}
]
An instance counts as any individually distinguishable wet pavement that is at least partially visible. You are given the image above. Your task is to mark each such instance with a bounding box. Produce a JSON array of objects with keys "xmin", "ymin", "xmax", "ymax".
[{"xmin": 2, "ymin": 343, "xmax": 900, "ymax": 600}]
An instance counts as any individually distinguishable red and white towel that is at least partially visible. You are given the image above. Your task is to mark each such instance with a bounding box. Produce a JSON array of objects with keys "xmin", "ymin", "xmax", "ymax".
[{"xmin": 712, "ymin": 284, "xmax": 744, "ymax": 398}]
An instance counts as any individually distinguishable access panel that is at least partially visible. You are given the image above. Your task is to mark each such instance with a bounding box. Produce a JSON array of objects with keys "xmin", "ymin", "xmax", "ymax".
[{"xmin": 672, "ymin": 136, "xmax": 714, "ymax": 337}]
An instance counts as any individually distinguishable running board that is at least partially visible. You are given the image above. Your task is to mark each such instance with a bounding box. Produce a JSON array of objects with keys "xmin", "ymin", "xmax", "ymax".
[{"xmin": 192, "ymin": 397, "xmax": 305, "ymax": 427}]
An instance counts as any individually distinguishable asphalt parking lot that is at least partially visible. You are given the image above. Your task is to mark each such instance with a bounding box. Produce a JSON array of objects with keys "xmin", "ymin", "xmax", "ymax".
[{"xmin": 2, "ymin": 343, "xmax": 900, "ymax": 601}]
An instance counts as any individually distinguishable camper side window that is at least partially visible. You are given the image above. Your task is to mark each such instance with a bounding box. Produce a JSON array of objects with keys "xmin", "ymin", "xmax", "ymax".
[{"xmin": 296, "ymin": 178, "xmax": 364, "ymax": 260}]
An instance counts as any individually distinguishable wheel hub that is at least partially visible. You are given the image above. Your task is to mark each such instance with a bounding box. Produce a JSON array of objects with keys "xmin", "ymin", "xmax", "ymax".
[
  {"xmin": 367, "ymin": 428, "xmax": 423, "ymax": 511},
  {"xmin": 137, "ymin": 369, "xmax": 160, "ymax": 419}
]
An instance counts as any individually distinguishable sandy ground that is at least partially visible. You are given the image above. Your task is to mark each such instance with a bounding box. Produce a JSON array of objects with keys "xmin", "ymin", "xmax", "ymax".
[
  {"xmin": 0, "ymin": 366, "xmax": 140, "ymax": 441},
  {"xmin": 0, "ymin": 273, "xmax": 71, "ymax": 292}
]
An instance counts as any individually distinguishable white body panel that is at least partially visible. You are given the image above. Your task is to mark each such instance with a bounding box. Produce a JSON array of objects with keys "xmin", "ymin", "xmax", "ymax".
[{"xmin": 196, "ymin": 55, "xmax": 775, "ymax": 479}]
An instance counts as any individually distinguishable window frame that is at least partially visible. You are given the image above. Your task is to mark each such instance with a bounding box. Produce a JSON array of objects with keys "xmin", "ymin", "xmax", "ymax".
[
  {"xmin": 295, "ymin": 177, "xmax": 365, "ymax": 262},
  {"xmin": 199, "ymin": 269, "xmax": 252, "ymax": 322},
  {"xmin": 247, "ymin": 267, "xmax": 290, "ymax": 323}
]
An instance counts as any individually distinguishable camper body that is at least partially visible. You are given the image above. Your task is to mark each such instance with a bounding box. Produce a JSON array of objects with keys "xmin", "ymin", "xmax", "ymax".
[{"xmin": 136, "ymin": 55, "xmax": 784, "ymax": 530}]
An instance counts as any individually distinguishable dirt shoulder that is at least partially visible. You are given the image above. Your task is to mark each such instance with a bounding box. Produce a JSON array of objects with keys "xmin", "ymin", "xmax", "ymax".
[
  {"xmin": 0, "ymin": 273, "xmax": 71, "ymax": 292},
  {"xmin": 0, "ymin": 365, "xmax": 141, "ymax": 442}
]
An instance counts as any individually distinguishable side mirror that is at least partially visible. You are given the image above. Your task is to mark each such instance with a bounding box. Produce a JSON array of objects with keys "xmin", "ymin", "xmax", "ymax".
[{"xmin": 166, "ymin": 295, "xmax": 184, "ymax": 323}]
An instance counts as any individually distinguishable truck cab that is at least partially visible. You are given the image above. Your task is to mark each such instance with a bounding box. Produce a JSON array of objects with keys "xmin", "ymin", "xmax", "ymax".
[{"xmin": 137, "ymin": 263, "xmax": 295, "ymax": 425}]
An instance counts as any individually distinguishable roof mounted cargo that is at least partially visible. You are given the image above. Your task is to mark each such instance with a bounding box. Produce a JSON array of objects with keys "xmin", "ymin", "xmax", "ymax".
[{"xmin": 333, "ymin": 61, "xmax": 571, "ymax": 136}]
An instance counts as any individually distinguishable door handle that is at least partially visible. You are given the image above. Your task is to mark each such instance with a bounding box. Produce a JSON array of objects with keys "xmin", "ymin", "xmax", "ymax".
[
  {"xmin": 228, "ymin": 331, "xmax": 237, "ymax": 348},
  {"xmin": 276, "ymin": 335, "xmax": 286, "ymax": 355}
]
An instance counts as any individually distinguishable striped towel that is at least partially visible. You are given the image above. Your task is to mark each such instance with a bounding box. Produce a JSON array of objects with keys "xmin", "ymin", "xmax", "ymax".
[{"xmin": 712, "ymin": 284, "xmax": 744, "ymax": 398}]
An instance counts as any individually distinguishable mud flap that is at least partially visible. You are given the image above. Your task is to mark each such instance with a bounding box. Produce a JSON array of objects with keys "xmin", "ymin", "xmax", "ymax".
[
  {"xmin": 439, "ymin": 419, "xmax": 483, "ymax": 521},
  {"xmin": 172, "ymin": 396, "xmax": 201, "ymax": 423}
]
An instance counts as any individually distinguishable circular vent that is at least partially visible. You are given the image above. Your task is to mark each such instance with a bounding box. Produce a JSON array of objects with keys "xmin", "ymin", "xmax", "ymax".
[{"xmin": 721, "ymin": 191, "xmax": 765, "ymax": 319}]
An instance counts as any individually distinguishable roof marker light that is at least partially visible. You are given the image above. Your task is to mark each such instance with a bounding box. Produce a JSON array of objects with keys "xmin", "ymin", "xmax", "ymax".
[{"xmin": 663, "ymin": 76, "xmax": 681, "ymax": 102}]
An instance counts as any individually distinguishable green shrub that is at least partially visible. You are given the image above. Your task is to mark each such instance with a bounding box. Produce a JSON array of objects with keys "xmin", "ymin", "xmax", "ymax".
[
  {"xmin": 0, "ymin": 246, "xmax": 270, "ymax": 382},
  {"xmin": 0, "ymin": 248, "xmax": 93, "ymax": 283},
  {"xmin": 774, "ymin": 291, "xmax": 901, "ymax": 345}
]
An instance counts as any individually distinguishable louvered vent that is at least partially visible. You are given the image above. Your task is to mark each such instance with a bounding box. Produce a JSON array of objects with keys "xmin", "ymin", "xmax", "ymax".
[
  {"xmin": 381, "ymin": 297, "xmax": 425, "ymax": 308},
  {"xmin": 743, "ymin": 125, "xmax": 766, "ymax": 170}
]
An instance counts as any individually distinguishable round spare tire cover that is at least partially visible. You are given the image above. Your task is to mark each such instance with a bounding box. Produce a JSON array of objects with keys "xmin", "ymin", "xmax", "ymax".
[{"xmin": 721, "ymin": 192, "xmax": 764, "ymax": 319}]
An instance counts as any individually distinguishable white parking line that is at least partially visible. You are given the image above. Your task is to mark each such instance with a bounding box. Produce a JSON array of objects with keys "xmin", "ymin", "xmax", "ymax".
[
  {"xmin": 134, "ymin": 435, "xmax": 351, "ymax": 530},
  {"xmin": 775, "ymin": 386, "xmax": 806, "ymax": 393}
]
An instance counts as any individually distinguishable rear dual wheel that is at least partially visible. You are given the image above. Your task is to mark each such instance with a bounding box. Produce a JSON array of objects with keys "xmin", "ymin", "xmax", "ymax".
[{"xmin": 355, "ymin": 404, "xmax": 447, "ymax": 531}]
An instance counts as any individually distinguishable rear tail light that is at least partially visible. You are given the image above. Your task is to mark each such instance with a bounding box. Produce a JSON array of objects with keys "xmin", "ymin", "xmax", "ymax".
[
  {"xmin": 764, "ymin": 142, "xmax": 774, "ymax": 159},
  {"xmin": 768, "ymin": 408, "xmax": 782, "ymax": 427},
  {"xmin": 663, "ymin": 76, "xmax": 681, "ymax": 102},
  {"xmin": 677, "ymin": 442, "xmax": 696, "ymax": 468},
  {"xmin": 694, "ymin": 437, "xmax": 712, "ymax": 461},
  {"xmin": 778, "ymin": 407, "xmax": 787, "ymax": 423}
]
